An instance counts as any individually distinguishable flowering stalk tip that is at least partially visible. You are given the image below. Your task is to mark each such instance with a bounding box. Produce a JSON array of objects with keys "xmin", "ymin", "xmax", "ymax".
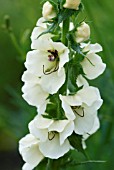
[{"xmin": 19, "ymin": 0, "xmax": 106, "ymax": 169}]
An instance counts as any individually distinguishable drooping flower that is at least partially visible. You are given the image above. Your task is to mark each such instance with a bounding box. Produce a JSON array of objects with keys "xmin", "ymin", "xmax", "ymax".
[
  {"xmin": 25, "ymin": 39, "xmax": 69, "ymax": 94},
  {"xmin": 80, "ymin": 42, "xmax": 106, "ymax": 79},
  {"xmin": 19, "ymin": 134, "xmax": 44, "ymax": 170},
  {"xmin": 75, "ymin": 22, "xmax": 90, "ymax": 43},
  {"xmin": 63, "ymin": 0, "xmax": 81, "ymax": 10},
  {"xmin": 22, "ymin": 71, "xmax": 48, "ymax": 113},
  {"xmin": 29, "ymin": 115, "xmax": 74, "ymax": 159},
  {"xmin": 60, "ymin": 86, "xmax": 103, "ymax": 135},
  {"xmin": 42, "ymin": 1, "xmax": 57, "ymax": 20}
]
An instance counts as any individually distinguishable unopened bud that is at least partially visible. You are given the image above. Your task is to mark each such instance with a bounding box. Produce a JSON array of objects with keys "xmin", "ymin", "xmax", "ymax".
[
  {"xmin": 42, "ymin": 1, "xmax": 57, "ymax": 20},
  {"xmin": 63, "ymin": 0, "xmax": 81, "ymax": 10},
  {"xmin": 75, "ymin": 22, "xmax": 90, "ymax": 43}
]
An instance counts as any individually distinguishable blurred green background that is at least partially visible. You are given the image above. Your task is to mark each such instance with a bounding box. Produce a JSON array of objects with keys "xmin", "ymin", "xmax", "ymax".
[{"xmin": 0, "ymin": 0, "xmax": 114, "ymax": 169}]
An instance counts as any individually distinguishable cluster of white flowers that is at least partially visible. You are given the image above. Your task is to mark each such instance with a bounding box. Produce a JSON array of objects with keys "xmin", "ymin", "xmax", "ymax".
[{"xmin": 19, "ymin": 1, "xmax": 106, "ymax": 170}]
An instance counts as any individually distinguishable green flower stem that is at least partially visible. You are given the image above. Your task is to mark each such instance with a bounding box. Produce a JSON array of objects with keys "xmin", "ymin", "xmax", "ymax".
[
  {"xmin": 61, "ymin": 18, "xmax": 70, "ymax": 45},
  {"xmin": 9, "ymin": 31, "xmax": 25, "ymax": 60}
]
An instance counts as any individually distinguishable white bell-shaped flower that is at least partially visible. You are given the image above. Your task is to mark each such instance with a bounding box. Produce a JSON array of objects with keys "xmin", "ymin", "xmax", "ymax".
[
  {"xmin": 25, "ymin": 39, "xmax": 69, "ymax": 94},
  {"xmin": 60, "ymin": 86, "xmax": 103, "ymax": 135},
  {"xmin": 75, "ymin": 22, "xmax": 90, "ymax": 43},
  {"xmin": 42, "ymin": 1, "xmax": 57, "ymax": 20},
  {"xmin": 80, "ymin": 42, "xmax": 106, "ymax": 79},
  {"xmin": 63, "ymin": 0, "xmax": 81, "ymax": 10},
  {"xmin": 19, "ymin": 134, "xmax": 44, "ymax": 170},
  {"xmin": 29, "ymin": 115, "xmax": 74, "ymax": 159}
]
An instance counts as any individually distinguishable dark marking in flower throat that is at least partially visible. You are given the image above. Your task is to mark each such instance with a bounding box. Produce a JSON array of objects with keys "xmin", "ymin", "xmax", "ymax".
[
  {"xmin": 48, "ymin": 50, "xmax": 58, "ymax": 62},
  {"xmin": 71, "ymin": 106, "xmax": 85, "ymax": 117}
]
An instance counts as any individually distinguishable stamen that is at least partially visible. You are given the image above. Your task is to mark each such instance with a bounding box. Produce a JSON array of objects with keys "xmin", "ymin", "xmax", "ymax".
[
  {"xmin": 43, "ymin": 63, "xmax": 59, "ymax": 75},
  {"xmin": 48, "ymin": 132, "xmax": 55, "ymax": 140},
  {"xmin": 71, "ymin": 106, "xmax": 84, "ymax": 117}
]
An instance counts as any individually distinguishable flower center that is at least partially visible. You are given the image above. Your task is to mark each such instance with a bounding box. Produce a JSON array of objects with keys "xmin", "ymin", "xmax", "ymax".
[
  {"xmin": 71, "ymin": 106, "xmax": 84, "ymax": 117},
  {"xmin": 43, "ymin": 49, "xmax": 59, "ymax": 75}
]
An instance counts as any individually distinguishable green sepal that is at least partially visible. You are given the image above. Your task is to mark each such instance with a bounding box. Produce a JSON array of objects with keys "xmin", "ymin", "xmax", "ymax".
[{"xmin": 68, "ymin": 132, "xmax": 85, "ymax": 156}]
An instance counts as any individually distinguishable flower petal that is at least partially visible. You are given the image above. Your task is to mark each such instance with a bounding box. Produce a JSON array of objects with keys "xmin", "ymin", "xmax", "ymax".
[
  {"xmin": 77, "ymin": 86, "xmax": 102, "ymax": 107},
  {"xmin": 19, "ymin": 134, "xmax": 38, "ymax": 153},
  {"xmin": 40, "ymin": 68, "xmax": 65, "ymax": 94},
  {"xmin": 22, "ymin": 163, "xmax": 34, "ymax": 170},
  {"xmin": 60, "ymin": 95, "xmax": 76, "ymax": 120},
  {"xmin": 83, "ymin": 115, "xmax": 100, "ymax": 140},
  {"xmin": 60, "ymin": 121, "xmax": 74, "ymax": 145},
  {"xmin": 25, "ymin": 50, "xmax": 54, "ymax": 77},
  {"xmin": 74, "ymin": 110, "xmax": 97, "ymax": 135},
  {"xmin": 29, "ymin": 120, "xmax": 48, "ymax": 142},
  {"xmin": 39, "ymin": 134, "xmax": 70, "ymax": 159},
  {"xmin": 36, "ymin": 17, "xmax": 47, "ymax": 28},
  {"xmin": 81, "ymin": 53, "xmax": 106, "ymax": 79},
  {"xmin": 22, "ymin": 83, "xmax": 48, "ymax": 107},
  {"xmin": 19, "ymin": 134, "xmax": 44, "ymax": 169},
  {"xmin": 31, "ymin": 38, "xmax": 52, "ymax": 51},
  {"xmin": 22, "ymin": 71, "xmax": 40, "ymax": 84},
  {"xmin": 59, "ymin": 48, "xmax": 69, "ymax": 71},
  {"xmin": 34, "ymin": 115, "xmax": 54, "ymax": 129},
  {"xmin": 49, "ymin": 120, "xmax": 70, "ymax": 133},
  {"xmin": 76, "ymin": 75, "xmax": 89, "ymax": 87},
  {"xmin": 82, "ymin": 43, "xmax": 103, "ymax": 53}
]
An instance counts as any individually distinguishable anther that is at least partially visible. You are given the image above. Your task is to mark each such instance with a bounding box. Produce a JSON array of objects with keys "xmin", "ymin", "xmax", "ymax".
[{"xmin": 43, "ymin": 63, "xmax": 59, "ymax": 75}]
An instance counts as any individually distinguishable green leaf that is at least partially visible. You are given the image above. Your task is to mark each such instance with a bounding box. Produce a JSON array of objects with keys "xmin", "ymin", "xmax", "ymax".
[
  {"xmin": 45, "ymin": 93, "xmax": 66, "ymax": 120},
  {"xmin": 57, "ymin": 9, "xmax": 75, "ymax": 24},
  {"xmin": 68, "ymin": 132, "xmax": 85, "ymax": 155}
]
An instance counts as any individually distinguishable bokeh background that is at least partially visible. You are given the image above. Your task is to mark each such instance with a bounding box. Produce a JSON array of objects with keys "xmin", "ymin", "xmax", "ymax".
[{"xmin": 0, "ymin": 0, "xmax": 114, "ymax": 169}]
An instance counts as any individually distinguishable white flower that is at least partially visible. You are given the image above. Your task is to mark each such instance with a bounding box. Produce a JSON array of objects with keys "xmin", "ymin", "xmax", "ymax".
[
  {"xmin": 22, "ymin": 71, "xmax": 48, "ymax": 113},
  {"xmin": 63, "ymin": 0, "xmax": 81, "ymax": 10},
  {"xmin": 60, "ymin": 86, "xmax": 103, "ymax": 135},
  {"xmin": 75, "ymin": 22, "xmax": 90, "ymax": 43},
  {"xmin": 42, "ymin": 1, "xmax": 57, "ymax": 20},
  {"xmin": 29, "ymin": 115, "xmax": 74, "ymax": 159},
  {"xmin": 80, "ymin": 43, "xmax": 106, "ymax": 79},
  {"xmin": 25, "ymin": 39, "xmax": 69, "ymax": 94},
  {"xmin": 19, "ymin": 134, "xmax": 44, "ymax": 170},
  {"xmin": 31, "ymin": 17, "xmax": 53, "ymax": 49}
]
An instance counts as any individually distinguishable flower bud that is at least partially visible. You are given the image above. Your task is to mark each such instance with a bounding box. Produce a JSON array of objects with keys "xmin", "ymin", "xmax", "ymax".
[
  {"xmin": 42, "ymin": 1, "xmax": 57, "ymax": 20},
  {"xmin": 75, "ymin": 22, "xmax": 90, "ymax": 43},
  {"xmin": 63, "ymin": 0, "xmax": 81, "ymax": 10}
]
